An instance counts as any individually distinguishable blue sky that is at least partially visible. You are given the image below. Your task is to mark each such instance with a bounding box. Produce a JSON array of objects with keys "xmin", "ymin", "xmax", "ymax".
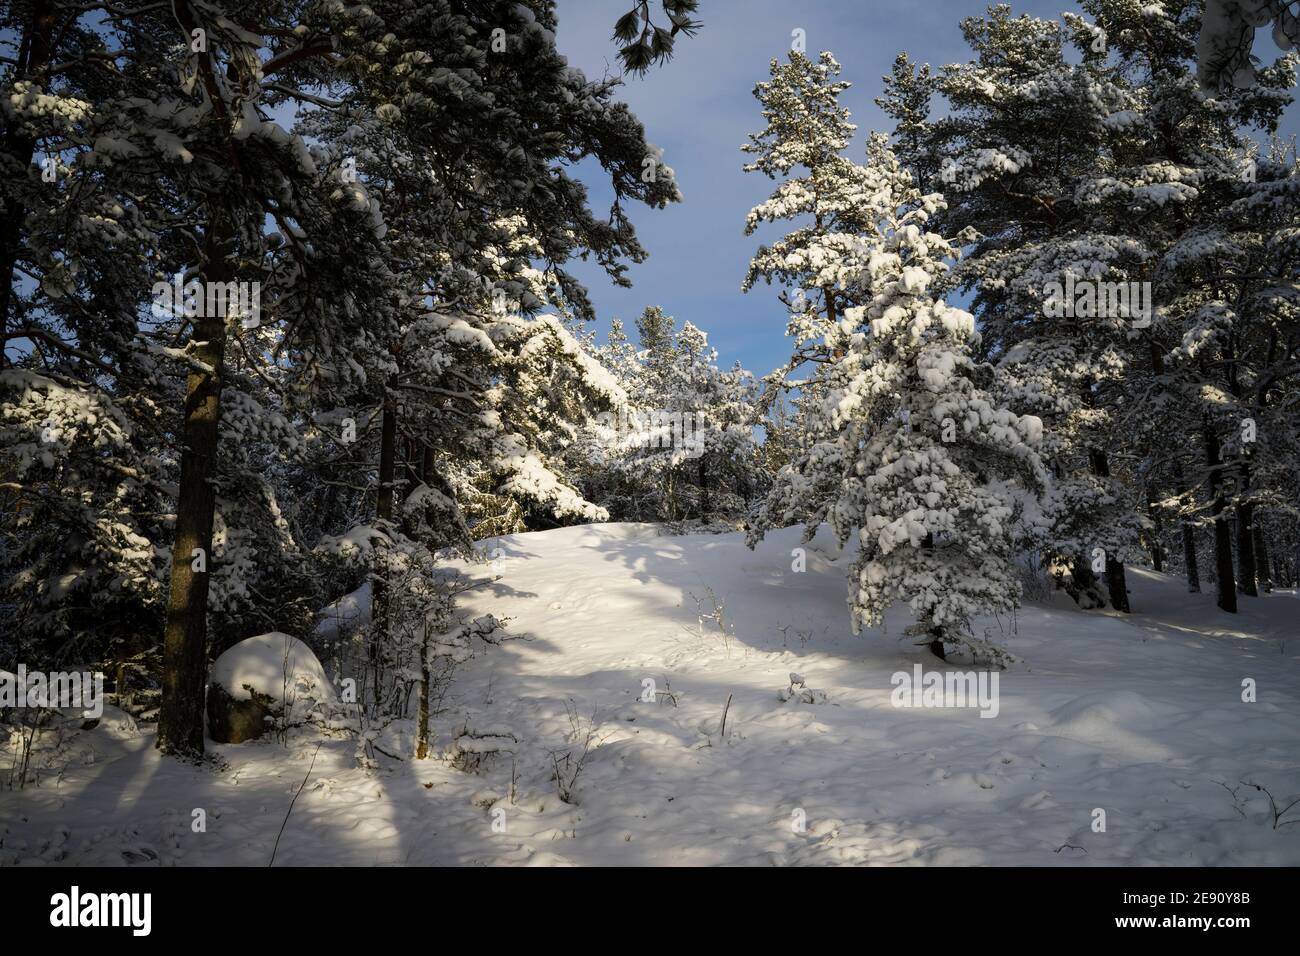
[{"xmin": 553, "ymin": 0, "xmax": 1300, "ymax": 377}]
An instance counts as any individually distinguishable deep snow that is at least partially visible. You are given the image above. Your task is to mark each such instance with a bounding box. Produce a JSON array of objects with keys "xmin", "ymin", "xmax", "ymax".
[{"xmin": 3, "ymin": 523, "xmax": 1298, "ymax": 866}]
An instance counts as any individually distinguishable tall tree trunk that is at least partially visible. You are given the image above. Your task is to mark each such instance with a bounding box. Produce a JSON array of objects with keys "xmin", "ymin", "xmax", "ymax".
[
  {"xmin": 414, "ymin": 440, "xmax": 435, "ymax": 758},
  {"xmin": 1088, "ymin": 448, "xmax": 1129, "ymax": 612},
  {"xmin": 157, "ymin": 207, "xmax": 235, "ymax": 757},
  {"xmin": 1235, "ymin": 504, "xmax": 1257, "ymax": 596},
  {"xmin": 377, "ymin": 393, "xmax": 398, "ymax": 523},
  {"xmin": 1235, "ymin": 466, "xmax": 1257, "ymax": 596},
  {"xmin": 1252, "ymin": 519, "xmax": 1272, "ymax": 594},
  {"xmin": 1182, "ymin": 521, "xmax": 1200, "ymax": 593},
  {"xmin": 1172, "ymin": 463, "xmax": 1200, "ymax": 592},
  {"xmin": 1146, "ymin": 490, "xmax": 1164, "ymax": 572},
  {"xmin": 370, "ymin": 387, "xmax": 398, "ymax": 705},
  {"xmin": 1204, "ymin": 424, "xmax": 1237, "ymax": 613},
  {"xmin": 415, "ymin": 621, "xmax": 431, "ymax": 759}
]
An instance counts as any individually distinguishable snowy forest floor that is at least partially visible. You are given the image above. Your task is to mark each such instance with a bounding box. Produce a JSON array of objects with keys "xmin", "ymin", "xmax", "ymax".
[{"xmin": 4, "ymin": 523, "xmax": 1299, "ymax": 866}]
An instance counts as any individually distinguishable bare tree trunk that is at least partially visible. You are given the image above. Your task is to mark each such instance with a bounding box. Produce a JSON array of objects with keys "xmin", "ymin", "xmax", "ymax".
[
  {"xmin": 1172, "ymin": 463, "xmax": 1200, "ymax": 592},
  {"xmin": 370, "ymin": 386, "xmax": 398, "ymax": 705},
  {"xmin": 1236, "ymin": 466, "xmax": 1257, "ymax": 596},
  {"xmin": 414, "ymin": 440, "xmax": 434, "ymax": 758},
  {"xmin": 1146, "ymin": 490, "xmax": 1164, "ymax": 572},
  {"xmin": 1204, "ymin": 424, "xmax": 1237, "ymax": 613},
  {"xmin": 1252, "ymin": 519, "xmax": 1272, "ymax": 594},
  {"xmin": 416, "ymin": 624, "xmax": 431, "ymax": 759},
  {"xmin": 377, "ymin": 393, "xmax": 398, "ymax": 523},
  {"xmin": 1182, "ymin": 522, "xmax": 1200, "ymax": 593},
  {"xmin": 158, "ymin": 207, "xmax": 235, "ymax": 757}
]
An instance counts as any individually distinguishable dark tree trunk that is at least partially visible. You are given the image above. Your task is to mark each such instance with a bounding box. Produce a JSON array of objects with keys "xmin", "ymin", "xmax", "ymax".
[
  {"xmin": 1106, "ymin": 556, "xmax": 1130, "ymax": 613},
  {"xmin": 1204, "ymin": 424, "xmax": 1237, "ymax": 613},
  {"xmin": 1182, "ymin": 521, "xmax": 1200, "ymax": 593},
  {"xmin": 1235, "ymin": 467, "xmax": 1257, "ymax": 596},
  {"xmin": 414, "ymin": 440, "xmax": 434, "ymax": 758},
  {"xmin": 415, "ymin": 634, "xmax": 431, "ymax": 759},
  {"xmin": 1236, "ymin": 504, "xmax": 1257, "ymax": 595},
  {"xmin": 1252, "ymin": 520, "xmax": 1271, "ymax": 593},
  {"xmin": 370, "ymin": 387, "xmax": 398, "ymax": 703},
  {"xmin": 920, "ymin": 534, "xmax": 946, "ymax": 660},
  {"xmin": 1173, "ymin": 463, "xmax": 1200, "ymax": 593},
  {"xmin": 377, "ymin": 392, "xmax": 398, "ymax": 523},
  {"xmin": 1146, "ymin": 490, "xmax": 1164, "ymax": 572},
  {"xmin": 158, "ymin": 208, "xmax": 235, "ymax": 758}
]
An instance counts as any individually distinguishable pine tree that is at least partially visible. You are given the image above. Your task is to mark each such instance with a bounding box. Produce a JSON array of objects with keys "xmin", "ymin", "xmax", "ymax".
[
  {"xmin": 574, "ymin": 310, "xmax": 762, "ymax": 523},
  {"xmin": 905, "ymin": 0, "xmax": 1296, "ymax": 614},
  {"xmin": 3, "ymin": 0, "xmax": 691, "ymax": 756},
  {"xmin": 741, "ymin": 52, "xmax": 898, "ymax": 530},
  {"xmin": 753, "ymin": 133, "xmax": 1046, "ymax": 662},
  {"xmin": 875, "ymin": 52, "xmax": 941, "ymax": 192}
]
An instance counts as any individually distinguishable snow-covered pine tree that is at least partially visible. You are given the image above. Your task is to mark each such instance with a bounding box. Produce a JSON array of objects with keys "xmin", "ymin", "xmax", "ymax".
[
  {"xmin": 824, "ymin": 136, "xmax": 1045, "ymax": 663},
  {"xmin": 655, "ymin": 319, "xmax": 763, "ymax": 522},
  {"xmin": 2, "ymin": 2, "xmax": 390, "ymax": 736},
  {"xmin": 742, "ymin": 52, "xmax": 880, "ymax": 380},
  {"xmin": 741, "ymin": 51, "xmax": 900, "ymax": 531},
  {"xmin": 740, "ymin": 46, "xmax": 1046, "ymax": 661},
  {"xmin": 285, "ymin": 0, "xmax": 689, "ymax": 746},
  {"xmin": 573, "ymin": 308, "xmax": 762, "ymax": 523},
  {"xmin": 280, "ymin": 3, "xmax": 685, "ymax": 715},
  {"xmin": 875, "ymin": 52, "xmax": 941, "ymax": 193},
  {"xmin": 896, "ymin": 0, "xmax": 1296, "ymax": 614},
  {"xmin": 1159, "ymin": 137, "xmax": 1300, "ymax": 603},
  {"xmin": 0, "ymin": 0, "xmax": 185, "ymax": 706},
  {"xmin": 3, "ymin": 0, "xmax": 691, "ymax": 757},
  {"xmin": 913, "ymin": 4, "xmax": 1145, "ymax": 611}
]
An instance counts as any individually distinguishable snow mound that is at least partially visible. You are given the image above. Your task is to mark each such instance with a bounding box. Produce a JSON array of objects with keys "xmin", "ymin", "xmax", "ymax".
[
  {"xmin": 210, "ymin": 632, "xmax": 335, "ymax": 704},
  {"xmin": 1047, "ymin": 689, "xmax": 1168, "ymax": 731},
  {"xmin": 313, "ymin": 581, "xmax": 371, "ymax": 642}
]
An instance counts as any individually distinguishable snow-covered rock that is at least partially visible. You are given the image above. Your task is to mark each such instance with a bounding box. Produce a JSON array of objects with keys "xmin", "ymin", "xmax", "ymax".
[
  {"xmin": 207, "ymin": 633, "xmax": 334, "ymax": 744},
  {"xmin": 211, "ymin": 632, "xmax": 334, "ymax": 704}
]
